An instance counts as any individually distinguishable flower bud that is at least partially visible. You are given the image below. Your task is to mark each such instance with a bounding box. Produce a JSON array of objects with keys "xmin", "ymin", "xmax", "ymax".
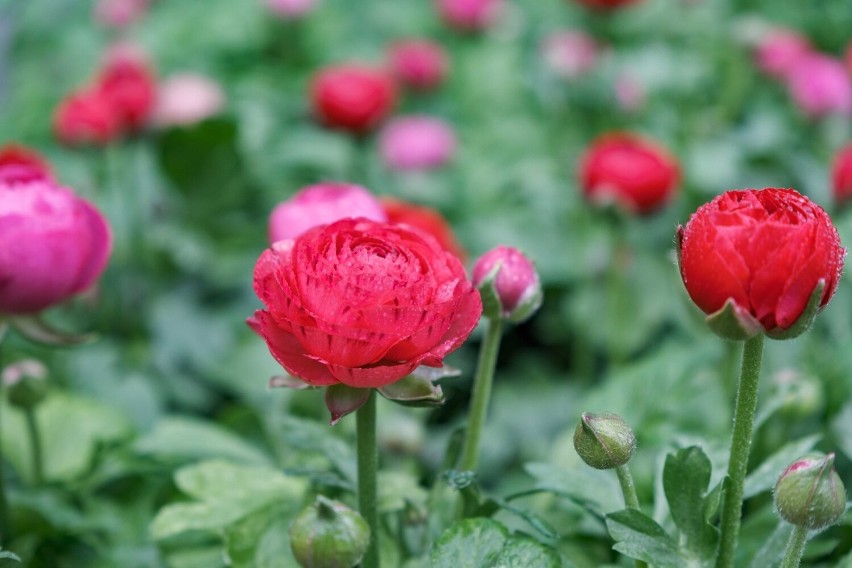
[
  {"xmin": 310, "ymin": 65, "xmax": 397, "ymax": 134},
  {"xmin": 2, "ymin": 360, "xmax": 49, "ymax": 410},
  {"xmin": 53, "ymin": 88, "xmax": 123, "ymax": 146},
  {"xmin": 831, "ymin": 143, "xmax": 852, "ymax": 205},
  {"xmin": 472, "ymin": 246, "xmax": 542, "ymax": 323},
  {"xmin": 289, "ymin": 496, "xmax": 370, "ymax": 568},
  {"xmin": 435, "ymin": 0, "xmax": 502, "ymax": 32},
  {"xmin": 388, "ymin": 40, "xmax": 448, "ymax": 92},
  {"xmin": 269, "ymin": 183, "xmax": 387, "ymax": 243},
  {"xmin": 573, "ymin": 412, "xmax": 636, "ymax": 470},
  {"xmin": 152, "ymin": 73, "xmax": 225, "ymax": 128},
  {"xmin": 378, "ymin": 116, "xmax": 456, "ymax": 172},
  {"xmin": 540, "ymin": 31, "xmax": 597, "ymax": 80},
  {"xmin": 774, "ymin": 453, "xmax": 846, "ymax": 530},
  {"xmin": 96, "ymin": 44, "xmax": 157, "ymax": 132}
]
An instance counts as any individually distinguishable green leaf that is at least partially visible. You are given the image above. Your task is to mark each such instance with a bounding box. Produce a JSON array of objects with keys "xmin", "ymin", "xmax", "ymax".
[
  {"xmin": 378, "ymin": 470, "xmax": 428, "ymax": 514},
  {"xmin": 606, "ymin": 509, "xmax": 684, "ymax": 567},
  {"xmin": 0, "ymin": 392, "xmax": 132, "ymax": 483},
  {"xmin": 150, "ymin": 460, "xmax": 306, "ymax": 540},
  {"xmin": 746, "ymin": 521, "xmax": 791, "ymax": 568},
  {"xmin": 430, "ymin": 518, "xmax": 561, "ymax": 568},
  {"xmin": 134, "ymin": 416, "xmax": 273, "ymax": 466},
  {"xmin": 279, "ymin": 416, "xmax": 356, "ymax": 485},
  {"xmin": 743, "ymin": 434, "xmax": 821, "ymax": 499},
  {"xmin": 663, "ymin": 446, "xmax": 718, "ymax": 562},
  {"xmin": 525, "ymin": 462, "xmax": 622, "ymax": 518}
]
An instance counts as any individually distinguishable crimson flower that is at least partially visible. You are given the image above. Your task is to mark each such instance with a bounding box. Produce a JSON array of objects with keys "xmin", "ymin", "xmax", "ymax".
[
  {"xmin": 96, "ymin": 47, "xmax": 157, "ymax": 131},
  {"xmin": 388, "ymin": 40, "xmax": 449, "ymax": 91},
  {"xmin": 381, "ymin": 197, "xmax": 467, "ymax": 261},
  {"xmin": 0, "ymin": 144, "xmax": 54, "ymax": 185},
  {"xmin": 310, "ymin": 65, "xmax": 397, "ymax": 134},
  {"xmin": 678, "ymin": 188, "xmax": 844, "ymax": 338},
  {"xmin": 53, "ymin": 88, "xmax": 123, "ymax": 146},
  {"xmin": 832, "ymin": 143, "xmax": 852, "ymax": 204},
  {"xmin": 250, "ymin": 219, "xmax": 481, "ymax": 388}
]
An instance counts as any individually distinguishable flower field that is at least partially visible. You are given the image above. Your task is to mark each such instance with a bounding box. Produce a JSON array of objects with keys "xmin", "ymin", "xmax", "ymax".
[{"xmin": 1, "ymin": 0, "xmax": 851, "ymax": 566}]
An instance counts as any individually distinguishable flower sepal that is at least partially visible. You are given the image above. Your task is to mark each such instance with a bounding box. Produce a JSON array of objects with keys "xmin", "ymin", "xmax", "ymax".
[
  {"xmin": 5, "ymin": 315, "xmax": 96, "ymax": 346},
  {"xmin": 704, "ymin": 298, "xmax": 763, "ymax": 341},
  {"xmin": 268, "ymin": 374, "xmax": 312, "ymax": 390},
  {"xmin": 324, "ymin": 384, "xmax": 371, "ymax": 426},
  {"xmin": 377, "ymin": 366, "xmax": 457, "ymax": 408},
  {"xmin": 766, "ymin": 281, "xmax": 825, "ymax": 340}
]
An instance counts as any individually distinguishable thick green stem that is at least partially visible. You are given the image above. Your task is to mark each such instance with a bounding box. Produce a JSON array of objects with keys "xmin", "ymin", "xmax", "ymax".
[
  {"xmin": 459, "ymin": 317, "xmax": 503, "ymax": 472},
  {"xmin": 615, "ymin": 465, "xmax": 648, "ymax": 568},
  {"xmin": 780, "ymin": 525, "xmax": 809, "ymax": 568},
  {"xmin": 0, "ymin": 333, "xmax": 8, "ymax": 544},
  {"xmin": 23, "ymin": 407, "xmax": 43, "ymax": 486},
  {"xmin": 715, "ymin": 334, "xmax": 765, "ymax": 568},
  {"xmin": 357, "ymin": 390, "xmax": 379, "ymax": 568}
]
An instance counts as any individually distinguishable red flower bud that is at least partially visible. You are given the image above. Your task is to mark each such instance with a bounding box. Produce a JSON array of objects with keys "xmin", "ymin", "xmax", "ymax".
[
  {"xmin": 53, "ymin": 88, "xmax": 123, "ymax": 146},
  {"xmin": 472, "ymin": 246, "xmax": 542, "ymax": 322},
  {"xmin": 0, "ymin": 144, "xmax": 54, "ymax": 185},
  {"xmin": 388, "ymin": 40, "xmax": 449, "ymax": 92},
  {"xmin": 832, "ymin": 143, "xmax": 852, "ymax": 204},
  {"xmin": 250, "ymin": 219, "xmax": 481, "ymax": 389},
  {"xmin": 380, "ymin": 197, "xmax": 466, "ymax": 261},
  {"xmin": 578, "ymin": 132, "xmax": 680, "ymax": 215},
  {"xmin": 310, "ymin": 65, "xmax": 397, "ymax": 134},
  {"xmin": 0, "ymin": 178, "xmax": 112, "ymax": 314},
  {"xmin": 678, "ymin": 188, "xmax": 844, "ymax": 339},
  {"xmin": 95, "ymin": 45, "xmax": 157, "ymax": 131}
]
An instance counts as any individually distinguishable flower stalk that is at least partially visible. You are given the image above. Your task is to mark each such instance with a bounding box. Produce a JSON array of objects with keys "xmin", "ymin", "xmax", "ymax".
[
  {"xmin": 356, "ymin": 389, "xmax": 380, "ymax": 568},
  {"xmin": 0, "ymin": 333, "xmax": 8, "ymax": 544},
  {"xmin": 23, "ymin": 406, "xmax": 43, "ymax": 486},
  {"xmin": 715, "ymin": 333, "xmax": 765, "ymax": 568},
  {"xmin": 779, "ymin": 525, "xmax": 809, "ymax": 568}
]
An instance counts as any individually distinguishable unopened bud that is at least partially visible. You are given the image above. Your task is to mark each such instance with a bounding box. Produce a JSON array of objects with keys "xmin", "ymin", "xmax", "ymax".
[
  {"xmin": 289, "ymin": 496, "xmax": 370, "ymax": 568},
  {"xmin": 774, "ymin": 453, "xmax": 846, "ymax": 530},
  {"xmin": 573, "ymin": 412, "xmax": 636, "ymax": 470},
  {"xmin": 472, "ymin": 245, "xmax": 542, "ymax": 323},
  {"xmin": 2, "ymin": 359, "xmax": 49, "ymax": 410}
]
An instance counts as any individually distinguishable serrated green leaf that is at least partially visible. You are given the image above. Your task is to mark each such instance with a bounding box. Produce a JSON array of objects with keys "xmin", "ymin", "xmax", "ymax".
[
  {"xmin": 378, "ymin": 470, "xmax": 429, "ymax": 513},
  {"xmin": 430, "ymin": 518, "xmax": 561, "ymax": 568},
  {"xmin": 743, "ymin": 434, "xmax": 820, "ymax": 499},
  {"xmin": 223, "ymin": 504, "xmax": 288, "ymax": 568},
  {"xmin": 663, "ymin": 446, "xmax": 718, "ymax": 562},
  {"xmin": 606, "ymin": 509, "xmax": 684, "ymax": 568},
  {"xmin": 491, "ymin": 533, "xmax": 562, "ymax": 567}
]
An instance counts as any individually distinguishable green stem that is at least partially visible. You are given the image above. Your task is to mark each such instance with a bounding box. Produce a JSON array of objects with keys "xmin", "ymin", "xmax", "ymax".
[
  {"xmin": 615, "ymin": 465, "xmax": 648, "ymax": 568},
  {"xmin": 459, "ymin": 317, "xmax": 504, "ymax": 472},
  {"xmin": 715, "ymin": 334, "xmax": 765, "ymax": 568},
  {"xmin": 779, "ymin": 525, "xmax": 809, "ymax": 568},
  {"xmin": 0, "ymin": 331, "xmax": 9, "ymax": 544},
  {"xmin": 357, "ymin": 390, "xmax": 379, "ymax": 568},
  {"xmin": 23, "ymin": 407, "xmax": 43, "ymax": 486}
]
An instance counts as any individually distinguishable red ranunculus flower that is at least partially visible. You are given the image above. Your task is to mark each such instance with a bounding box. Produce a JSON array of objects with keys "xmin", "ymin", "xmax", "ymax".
[
  {"xmin": 831, "ymin": 143, "xmax": 852, "ymax": 204},
  {"xmin": 53, "ymin": 88, "xmax": 123, "ymax": 146},
  {"xmin": 578, "ymin": 132, "xmax": 680, "ymax": 214},
  {"xmin": 388, "ymin": 39, "xmax": 449, "ymax": 91},
  {"xmin": 310, "ymin": 65, "xmax": 397, "ymax": 134},
  {"xmin": 0, "ymin": 144, "xmax": 54, "ymax": 185},
  {"xmin": 381, "ymin": 197, "xmax": 466, "ymax": 261},
  {"xmin": 250, "ymin": 218, "xmax": 482, "ymax": 388},
  {"xmin": 96, "ymin": 47, "xmax": 157, "ymax": 131},
  {"xmin": 678, "ymin": 188, "xmax": 844, "ymax": 336}
]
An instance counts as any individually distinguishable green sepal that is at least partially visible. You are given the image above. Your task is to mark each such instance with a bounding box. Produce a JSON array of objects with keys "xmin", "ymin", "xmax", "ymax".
[
  {"xmin": 268, "ymin": 374, "xmax": 311, "ymax": 390},
  {"xmin": 765, "ymin": 281, "xmax": 825, "ymax": 340},
  {"xmin": 7, "ymin": 315, "xmax": 96, "ymax": 346},
  {"xmin": 704, "ymin": 298, "xmax": 763, "ymax": 341},
  {"xmin": 324, "ymin": 384, "xmax": 371, "ymax": 426},
  {"xmin": 476, "ymin": 263, "xmax": 503, "ymax": 321},
  {"xmin": 507, "ymin": 286, "xmax": 543, "ymax": 325},
  {"xmin": 378, "ymin": 373, "xmax": 445, "ymax": 408}
]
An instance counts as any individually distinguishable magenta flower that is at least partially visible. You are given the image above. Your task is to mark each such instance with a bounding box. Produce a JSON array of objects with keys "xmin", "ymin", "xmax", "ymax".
[
  {"xmin": 786, "ymin": 54, "xmax": 852, "ymax": 118},
  {"xmin": 264, "ymin": 0, "xmax": 318, "ymax": 19},
  {"xmin": 754, "ymin": 28, "xmax": 812, "ymax": 79},
  {"xmin": 268, "ymin": 183, "xmax": 387, "ymax": 243},
  {"xmin": 0, "ymin": 179, "xmax": 112, "ymax": 314},
  {"xmin": 388, "ymin": 40, "xmax": 449, "ymax": 92},
  {"xmin": 153, "ymin": 73, "xmax": 225, "ymax": 128},
  {"xmin": 378, "ymin": 116, "xmax": 456, "ymax": 172}
]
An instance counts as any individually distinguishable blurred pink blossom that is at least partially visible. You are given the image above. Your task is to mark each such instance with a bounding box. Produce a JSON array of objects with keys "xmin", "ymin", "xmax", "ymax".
[
  {"xmin": 264, "ymin": 0, "xmax": 317, "ymax": 19},
  {"xmin": 388, "ymin": 40, "xmax": 449, "ymax": 91},
  {"xmin": 153, "ymin": 73, "xmax": 225, "ymax": 127},
  {"xmin": 845, "ymin": 42, "xmax": 852, "ymax": 75},
  {"xmin": 754, "ymin": 28, "xmax": 812, "ymax": 79},
  {"xmin": 268, "ymin": 183, "xmax": 387, "ymax": 243},
  {"xmin": 541, "ymin": 31, "xmax": 598, "ymax": 79},
  {"xmin": 615, "ymin": 75, "xmax": 645, "ymax": 112},
  {"xmin": 436, "ymin": 0, "xmax": 502, "ymax": 32},
  {"xmin": 94, "ymin": 0, "xmax": 149, "ymax": 27},
  {"xmin": 379, "ymin": 116, "xmax": 457, "ymax": 172},
  {"xmin": 786, "ymin": 54, "xmax": 852, "ymax": 118}
]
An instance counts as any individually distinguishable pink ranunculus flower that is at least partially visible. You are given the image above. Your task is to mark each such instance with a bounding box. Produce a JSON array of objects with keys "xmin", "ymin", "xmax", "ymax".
[
  {"xmin": 94, "ymin": 0, "xmax": 149, "ymax": 27},
  {"xmin": 540, "ymin": 31, "xmax": 598, "ymax": 79},
  {"xmin": 378, "ymin": 116, "xmax": 456, "ymax": 172},
  {"xmin": 786, "ymin": 54, "xmax": 852, "ymax": 118},
  {"xmin": 754, "ymin": 28, "xmax": 812, "ymax": 79},
  {"xmin": 614, "ymin": 74, "xmax": 645, "ymax": 112},
  {"xmin": 264, "ymin": 0, "xmax": 317, "ymax": 18},
  {"xmin": 269, "ymin": 183, "xmax": 387, "ymax": 243},
  {"xmin": 388, "ymin": 40, "xmax": 449, "ymax": 92},
  {"xmin": 435, "ymin": 0, "xmax": 502, "ymax": 32},
  {"xmin": 153, "ymin": 73, "xmax": 225, "ymax": 127},
  {"xmin": 0, "ymin": 179, "xmax": 112, "ymax": 314}
]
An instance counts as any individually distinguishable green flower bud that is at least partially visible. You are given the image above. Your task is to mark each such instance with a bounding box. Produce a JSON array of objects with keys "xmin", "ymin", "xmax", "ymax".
[
  {"xmin": 774, "ymin": 453, "xmax": 846, "ymax": 530},
  {"xmin": 289, "ymin": 496, "xmax": 370, "ymax": 568},
  {"xmin": 2, "ymin": 359, "xmax": 48, "ymax": 410},
  {"xmin": 573, "ymin": 412, "xmax": 636, "ymax": 470}
]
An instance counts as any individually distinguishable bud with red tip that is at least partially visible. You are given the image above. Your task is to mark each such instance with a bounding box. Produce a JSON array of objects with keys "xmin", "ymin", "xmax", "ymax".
[
  {"xmin": 774, "ymin": 453, "xmax": 846, "ymax": 530},
  {"xmin": 831, "ymin": 143, "xmax": 852, "ymax": 205},
  {"xmin": 472, "ymin": 246, "xmax": 542, "ymax": 323},
  {"xmin": 310, "ymin": 65, "xmax": 397, "ymax": 134},
  {"xmin": 678, "ymin": 188, "xmax": 844, "ymax": 340},
  {"xmin": 388, "ymin": 40, "xmax": 448, "ymax": 92},
  {"xmin": 2, "ymin": 359, "xmax": 49, "ymax": 410},
  {"xmin": 578, "ymin": 132, "xmax": 680, "ymax": 215},
  {"xmin": 289, "ymin": 496, "xmax": 370, "ymax": 568},
  {"xmin": 573, "ymin": 412, "xmax": 636, "ymax": 470}
]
